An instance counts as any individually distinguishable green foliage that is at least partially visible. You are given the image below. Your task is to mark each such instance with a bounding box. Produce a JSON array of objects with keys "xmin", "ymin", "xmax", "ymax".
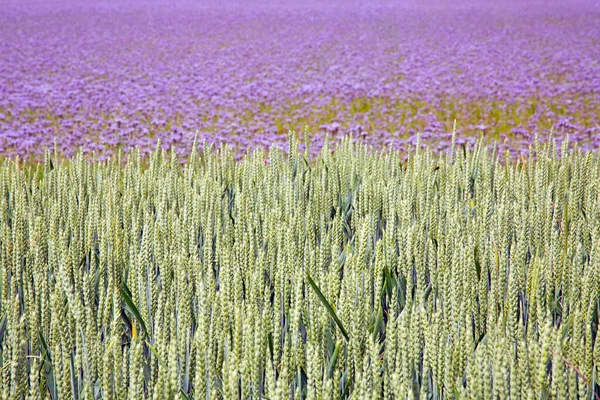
[
  {"xmin": 0, "ymin": 134, "xmax": 600, "ymax": 399},
  {"xmin": 306, "ymin": 274, "xmax": 349, "ymax": 341}
]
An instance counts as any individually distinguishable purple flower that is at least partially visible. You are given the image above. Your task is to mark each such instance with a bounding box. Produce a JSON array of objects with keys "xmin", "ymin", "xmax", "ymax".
[{"xmin": 0, "ymin": 0, "xmax": 597, "ymax": 159}]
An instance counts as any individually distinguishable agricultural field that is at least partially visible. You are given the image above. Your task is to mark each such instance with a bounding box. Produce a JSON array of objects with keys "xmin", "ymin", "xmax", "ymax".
[
  {"xmin": 1, "ymin": 0, "xmax": 599, "ymax": 160},
  {"xmin": 1, "ymin": 0, "xmax": 600, "ymax": 399},
  {"xmin": 1, "ymin": 137, "xmax": 600, "ymax": 399}
]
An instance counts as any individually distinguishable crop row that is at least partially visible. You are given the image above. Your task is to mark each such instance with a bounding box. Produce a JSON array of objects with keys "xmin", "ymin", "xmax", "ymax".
[{"xmin": 0, "ymin": 135, "xmax": 599, "ymax": 399}]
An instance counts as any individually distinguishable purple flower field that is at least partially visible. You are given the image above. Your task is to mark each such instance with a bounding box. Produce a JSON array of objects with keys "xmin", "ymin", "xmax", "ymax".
[{"xmin": 1, "ymin": 0, "xmax": 599, "ymax": 161}]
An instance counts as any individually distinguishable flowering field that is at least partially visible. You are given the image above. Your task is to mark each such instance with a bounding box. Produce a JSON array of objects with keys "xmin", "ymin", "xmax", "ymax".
[
  {"xmin": 1, "ymin": 137, "xmax": 600, "ymax": 399},
  {"xmin": 1, "ymin": 0, "xmax": 599, "ymax": 160},
  {"xmin": 2, "ymin": 0, "xmax": 600, "ymax": 399}
]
